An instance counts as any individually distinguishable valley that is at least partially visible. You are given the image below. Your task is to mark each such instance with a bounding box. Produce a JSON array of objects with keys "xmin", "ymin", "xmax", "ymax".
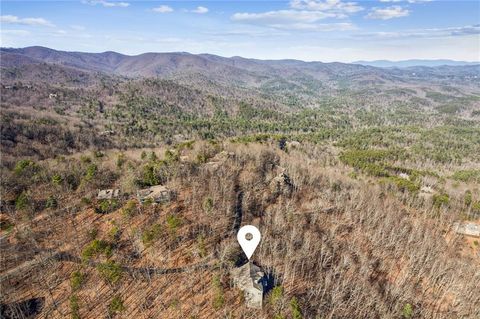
[{"xmin": 1, "ymin": 46, "xmax": 479, "ymax": 319}]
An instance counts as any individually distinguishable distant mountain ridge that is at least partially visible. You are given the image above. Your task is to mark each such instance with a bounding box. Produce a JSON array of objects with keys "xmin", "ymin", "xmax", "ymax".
[
  {"xmin": 0, "ymin": 46, "xmax": 398, "ymax": 90},
  {"xmin": 353, "ymin": 59, "xmax": 479, "ymax": 68},
  {"xmin": 1, "ymin": 46, "xmax": 479, "ymax": 93},
  {"xmin": 1, "ymin": 46, "xmax": 376, "ymax": 77}
]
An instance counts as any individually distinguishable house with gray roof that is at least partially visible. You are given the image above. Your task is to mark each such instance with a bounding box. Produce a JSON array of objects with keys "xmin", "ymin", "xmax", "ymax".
[
  {"xmin": 230, "ymin": 262, "xmax": 266, "ymax": 309},
  {"xmin": 453, "ymin": 222, "xmax": 480, "ymax": 237}
]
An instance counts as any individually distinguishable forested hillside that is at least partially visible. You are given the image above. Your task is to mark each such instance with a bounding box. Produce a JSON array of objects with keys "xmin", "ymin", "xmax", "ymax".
[{"xmin": 1, "ymin": 47, "xmax": 479, "ymax": 319}]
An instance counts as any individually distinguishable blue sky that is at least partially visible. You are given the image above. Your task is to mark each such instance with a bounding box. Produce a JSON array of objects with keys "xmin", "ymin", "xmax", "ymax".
[{"xmin": 1, "ymin": 0, "xmax": 479, "ymax": 62}]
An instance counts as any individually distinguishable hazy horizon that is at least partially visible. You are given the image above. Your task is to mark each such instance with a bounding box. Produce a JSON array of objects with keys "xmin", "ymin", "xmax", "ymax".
[
  {"xmin": 1, "ymin": 0, "xmax": 479, "ymax": 62},
  {"xmin": 2, "ymin": 45, "xmax": 479, "ymax": 64}
]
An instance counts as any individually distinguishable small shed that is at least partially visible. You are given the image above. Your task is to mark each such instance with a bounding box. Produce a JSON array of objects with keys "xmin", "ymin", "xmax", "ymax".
[
  {"xmin": 453, "ymin": 222, "xmax": 480, "ymax": 237},
  {"xmin": 137, "ymin": 185, "xmax": 171, "ymax": 204},
  {"xmin": 230, "ymin": 262, "xmax": 266, "ymax": 309},
  {"xmin": 97, "ymin": 189, "xmax": 120, "ymax": 200}
]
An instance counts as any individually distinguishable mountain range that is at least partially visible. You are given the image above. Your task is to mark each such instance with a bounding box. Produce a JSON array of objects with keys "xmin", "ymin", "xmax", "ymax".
[
  {"xmin": 1, "ymin": 46, "xmax": 386, "ymax": 79},
  {"xmin": 2, "ymin": 46, "xmax": 479, "ymax": 96},
  {"xmin": 353, "ymin": 59, "xmax": 479, "ymax": 68}
]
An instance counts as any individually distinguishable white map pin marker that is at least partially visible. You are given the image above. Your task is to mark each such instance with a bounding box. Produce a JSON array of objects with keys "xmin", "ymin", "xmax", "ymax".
[{"xmin": 237, "ymin": 225, "xmax": 261, "ymax": 260}]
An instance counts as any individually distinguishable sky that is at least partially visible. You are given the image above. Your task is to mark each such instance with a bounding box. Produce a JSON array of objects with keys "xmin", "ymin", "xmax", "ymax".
[{"xmin": 1, "ymin": 0, "xmax": 479, "ymax": 62}]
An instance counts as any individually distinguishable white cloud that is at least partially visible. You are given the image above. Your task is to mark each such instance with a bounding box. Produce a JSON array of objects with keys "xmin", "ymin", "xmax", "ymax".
[
  {"xmin": 290, "ymin": 0, "xmax": 364, "ymax": 14},
  {"xmin": 379, "ymin": 0, "xmax": 432, "ymax": 3},
  {"xmin": 82, "ymin": 0, "xmax": 129, "ymax": 8},
  {"xmin": 355, "ymin": 24, "xmax": 480, "ymax": 39},
  {"xmin": 152, "ymin": 5, "xmax": 174, "ymax": 13},
  {"xmin": 232, "ymin": 10, "xmax": 338, "ymax": 24},
  {"xmin": 206, "ymin": 31, "xmax": 285, "ymax": 38},
  {"xmin": 0, "ymin": 15, "xmax": 55, "ymax": 27},
  {"xmin": 231, "ymin": 0, "xmax": 362, "ymax": 31},
  {"xmin": 191, "ymin": 6, "xmax": 209, "ymax": 14},
  {"xmin": 366, "ymin": 6, "xmax": 409, "ymax": 20},
  {"xmin": 276, "ymin": 22, "xmax": 355, "ymax": 31}
]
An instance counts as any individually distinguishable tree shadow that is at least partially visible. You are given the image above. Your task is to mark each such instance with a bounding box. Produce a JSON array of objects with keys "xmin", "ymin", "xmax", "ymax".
[
  {"xmin": 0, "ymin": 297, "xmax": 45, "ymax": 319},
  {"xmin": 262, "ymin": 267, "xmax": 281, "ymax": 296}
]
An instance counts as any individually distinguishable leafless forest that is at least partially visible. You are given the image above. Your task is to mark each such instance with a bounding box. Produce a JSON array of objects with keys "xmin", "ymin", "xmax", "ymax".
[{"xmin": 1, "ymin": 47, "xmax": 479, "ymax": 318}]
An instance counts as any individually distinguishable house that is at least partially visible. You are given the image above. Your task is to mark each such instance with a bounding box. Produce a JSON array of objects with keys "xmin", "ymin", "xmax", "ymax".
[
  {"xmin": 453, "ymin": 222, "xmax": 480, "ymax": 237},
  {"xmin": 230, "ymin": 262, "xmax": 266, "ymax": 309},
  {"xmin": 137, "ymin": 185, "xmax": 171, "ymax": 204},
  {"xmin": 97, "ymin": 189, "xmax": 120, "ymax": 200},
  {"xmin": 49, "ymin": 93, "xmax": 57, "ymax": 99}
]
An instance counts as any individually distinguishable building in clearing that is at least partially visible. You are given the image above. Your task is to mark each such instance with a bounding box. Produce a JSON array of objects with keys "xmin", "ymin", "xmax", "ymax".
[
  {"xmin": 137, "ymin": 185, "xmax": 171, "ymax": 204},
  {"xmin": 453, "ymin": 222, "xmax": 480, "ymax": 237},
  {"xmin": 97, "ymin": 189, "xmax": 120, "ymax": 200},
  {"xmin": 230, "ymin": 262, "xmax": 266, "ymax": 309}
]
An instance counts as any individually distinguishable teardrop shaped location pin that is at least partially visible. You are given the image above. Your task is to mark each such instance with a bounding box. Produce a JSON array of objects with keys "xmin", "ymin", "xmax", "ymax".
[{"xmin": 237, "ymin": 225, "xmax": 261, "ymax": 260}]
